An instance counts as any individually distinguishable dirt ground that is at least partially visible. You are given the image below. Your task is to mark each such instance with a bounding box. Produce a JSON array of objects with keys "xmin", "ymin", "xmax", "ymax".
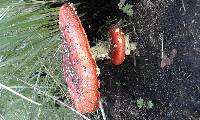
[{"xmin": 80, "ymin": 0, "xmax": 200, "ymax": 120}]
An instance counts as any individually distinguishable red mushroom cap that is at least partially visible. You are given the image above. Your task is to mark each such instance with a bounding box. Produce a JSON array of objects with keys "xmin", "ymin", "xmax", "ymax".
[
  {"xmin": 59, "ymin": 3, "xmax": 100, "ymax": 113},
  {"xmin": 110, "ymin": 26, "xmax": 125, "ymax": 65}
]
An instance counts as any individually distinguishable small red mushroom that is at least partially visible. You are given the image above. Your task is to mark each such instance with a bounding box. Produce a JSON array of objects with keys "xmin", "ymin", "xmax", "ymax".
[
  {"xmin": 109, "ymin": 26, "xmax": 126, "ymax": 65},
  {"xmin": 59, "ymin": 3, "xmax": 100, "ymax": 113}
]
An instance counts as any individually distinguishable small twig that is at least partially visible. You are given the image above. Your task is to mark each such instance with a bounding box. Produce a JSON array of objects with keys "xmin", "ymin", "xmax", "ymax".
[
  {"xmin": 53, "ymin": 44, "xmax": 62, "ymax": 58},
  {"xmin": 1, "ymin": 86, "xmax": 52, "ymax": 89},
  {"xmin": 0, "ymin": 6, "xmax": 10, "ymax": 20},
  {"xmin": 181, "ymin": 0, "xmax": 186, "ymax": 15},
  {"xmin": 144, "ymin": 0, "xmax": 155, "ymax": 8},
  {"xmin": 133, "ymin": 52, "xmax": 136, "ymax": 66},
  {"xmin": 132, "ymin": 26, "xmax": 137, "ymax": 36},
  {"xmin": 0, "ymin": 82, "xmax": 41, "ymax": 106},
  {"xmin": 99, "ymin": 100, "xmax": 106, "ymax": 120},
  {"xmin": 160, "ymin": 33, "xmax": 164, "ymax": 59},
  {"xmin": 0, "ymin": 114, "xmax": 5, "ymax": 120},
  {"xmin": 30, "ymin": 0, "xmax": 55, "ymax": 4},
  {"xmin": 36, "ymin": 108, "xmax": 41, "ymax": 120}
]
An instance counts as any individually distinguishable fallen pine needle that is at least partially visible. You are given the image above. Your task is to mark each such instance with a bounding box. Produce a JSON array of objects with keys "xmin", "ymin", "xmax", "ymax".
[
  {"xmin": 0, "ymin": 82, "xmax": 41, "ymax": 106},
  {"xmin": 99, "ymin": 99, "xmax": 106, "ymax": 120}
]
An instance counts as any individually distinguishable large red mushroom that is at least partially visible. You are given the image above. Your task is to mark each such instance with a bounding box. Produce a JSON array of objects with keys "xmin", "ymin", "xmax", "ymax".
[{"xmin": 59, "ymin": 3, "xmax": 100, "ymax": 113}]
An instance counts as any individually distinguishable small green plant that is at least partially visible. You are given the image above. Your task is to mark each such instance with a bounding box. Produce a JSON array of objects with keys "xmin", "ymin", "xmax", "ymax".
[
  {"xmin": 136, "ymin": 98, "xmax": 144, "ymax": 109},
  {"xmin": 118, "ymin": 0, "xmax": 133, "ymax": 16},
  {"xmin": 136, "ymin": 98, "xmax": 154, "ymax": 109},
  {"xmin": 147, "ymin": 100, "xmax": 154, "ymax": 109}
]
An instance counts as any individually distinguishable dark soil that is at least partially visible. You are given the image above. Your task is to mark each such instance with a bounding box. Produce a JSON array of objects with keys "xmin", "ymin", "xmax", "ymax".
[{"xmin": 72, "ymin": 0, "xmax": 200, "ymax": 119}]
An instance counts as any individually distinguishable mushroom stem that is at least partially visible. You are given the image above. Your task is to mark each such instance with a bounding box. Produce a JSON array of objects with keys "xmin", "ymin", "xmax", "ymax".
[
  {"xmin": 90, "ymin": 41, "xmax": 110, "ymax": 60},
  {"xmin": 90, "ymin": 36, "xmax": 137, "ymax": 60},
  {"xmin": 124, "ymin": 35, "xmax": 137, "ymax": 55}
]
